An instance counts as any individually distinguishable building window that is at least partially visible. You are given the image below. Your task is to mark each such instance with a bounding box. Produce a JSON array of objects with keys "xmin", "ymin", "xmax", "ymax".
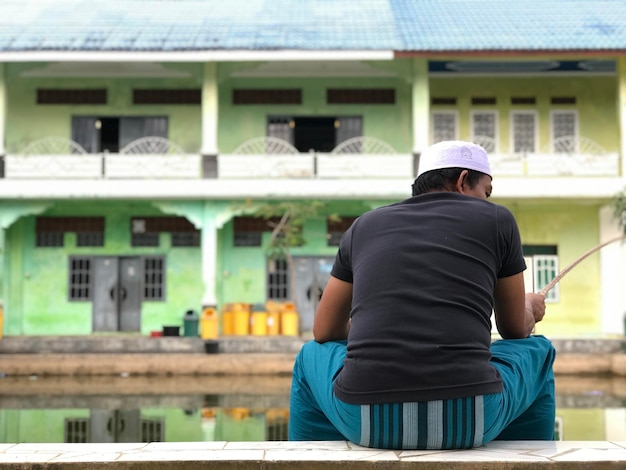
[
  {"xmin": 131, "ymin": 217, "xmax": 199, "ymax": 248},
  {"xmin": 171, "ymin": 231, "xmax": 200, "ymax": 247},
  {"xmin": 551, "ymin": 111, "xmax": 578, "ymax": 153},
  {"xmin": 523, "ymin": 245, "xmax": 559, "ymax": 302},
  {"xmin": 141, "ymin": 417, "xmax": 165, "ymax": 442},
  {"xmin": 267, "ymin": 115, "xmax": 362, "ymax": 153},
  {"xmin": 327, "ymin": 216, "xmax": 357, "ymax": 247},
  {"xmin": 38, "ymin": 89, "xmax": 107, "ymax": 105},
  {"xmin": 233, "ymin": 89, "xmax": 302, "ymax": 105},
  {"xmin": 64, "ymin": 418, "xmax": 90, "ymax": 443},
  {"xmin": 432, "ymin": 111, "xmax": 458, "ymax": 143},
  {"xmin": 233, "ymin": 216, "xmax": 281, "ymax": 247},
  {"xmin": 36, "ymin": 216, "xmax": 105, "ymax": 248},
  {"xmin": 471, "ymin": 111, "xmax": 498, "ymax": 152},
  {"xmin": 36, "ymin": 232, "xmax": 64, "ymax": 247},
  {"xmin": 77, "ymin": 232, "xmax": 104, "ymax": 247},
  {"xmin": 511, "ymin": 111, "xmax": 537, "ymax": 153},
  {"xmin": 267, "ymin": 258, "xmax": 289, "ymax": 300},
  {"xmin": 327, "ymin": 89, "xmax": 395, "ymax": 104},
  {"xmin": 144, "ymin": 256, "xmax": 165, "ymax": 300},
  {"xmin": 72, "ymin": 116, "xmax": 167, "ymax": 154},
  {"xmin": 68, "ymin": 257, "xmax": 92, "ymax": 301}
]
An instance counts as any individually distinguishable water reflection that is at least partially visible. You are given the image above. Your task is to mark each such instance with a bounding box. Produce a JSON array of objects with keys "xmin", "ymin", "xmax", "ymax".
[
  {"xmin": 0, "ymin": 375, "xmax": 291, "ymax": 443},
  {"xmin": 0, "ymin": 375, "xmax": 625, "ymax": 443}
]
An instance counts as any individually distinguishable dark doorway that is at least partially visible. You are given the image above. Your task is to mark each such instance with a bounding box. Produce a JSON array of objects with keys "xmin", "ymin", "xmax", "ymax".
[
  {"xmin": 293, "ymin": 117, "xmax": 336, "ymax": 153},
  {"xmin": 267, "ymin": 116, "xmax": 362, "ymax": 153},
  {"xmin": 100, "ymin": 118, "xmax": 119, "ymax": 153}
]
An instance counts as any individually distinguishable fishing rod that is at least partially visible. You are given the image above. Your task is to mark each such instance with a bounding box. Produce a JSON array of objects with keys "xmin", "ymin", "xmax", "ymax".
[{"xmin": 539, "ymin": 234, "xmax": 626, "ymax": 296}]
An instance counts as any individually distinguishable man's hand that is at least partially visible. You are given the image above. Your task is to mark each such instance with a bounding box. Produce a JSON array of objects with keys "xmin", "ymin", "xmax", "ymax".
[{"xmin": 526, "ymin": 293, "xmax": 546, "ymax": 324}]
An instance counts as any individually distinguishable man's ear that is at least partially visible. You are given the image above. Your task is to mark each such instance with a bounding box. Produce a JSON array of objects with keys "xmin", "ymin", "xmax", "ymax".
[{"xmin": 455, "ymin": 170, "xmax": 469, "ymax": 193}]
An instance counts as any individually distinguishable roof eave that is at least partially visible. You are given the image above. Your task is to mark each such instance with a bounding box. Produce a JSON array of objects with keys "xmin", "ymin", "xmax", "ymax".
[
  {"xmin": 0, "ymin": 49, "xmax": 395, "ymax": 63},
  {"xmin": 394, "ymin": 49, "xmax": 626, "ymax": 58}
]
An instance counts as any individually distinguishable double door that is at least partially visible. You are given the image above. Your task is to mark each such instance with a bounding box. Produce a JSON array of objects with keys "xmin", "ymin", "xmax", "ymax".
[
  {"xmin": 294, "ymin": 256, "xmax": 335, "ymax": 332},
  {"xmin": 92, "ymin": 257, "xmax": 141, "ymax": 332}
]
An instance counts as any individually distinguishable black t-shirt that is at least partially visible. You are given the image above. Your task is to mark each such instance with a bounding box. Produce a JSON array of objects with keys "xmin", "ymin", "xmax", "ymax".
[{"xmin": 332, "ymin": 192, "xmax": 526, "ymax": 404}]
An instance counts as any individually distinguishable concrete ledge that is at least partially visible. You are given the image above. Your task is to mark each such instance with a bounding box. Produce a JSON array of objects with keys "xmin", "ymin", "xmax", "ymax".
[
  {"xmin": 0, "ymin": 353, "xmax": 296, "ymax": 376},
  {"xmin": 1, "ymin": 440, "xmax": 626, "ymax": 469}
]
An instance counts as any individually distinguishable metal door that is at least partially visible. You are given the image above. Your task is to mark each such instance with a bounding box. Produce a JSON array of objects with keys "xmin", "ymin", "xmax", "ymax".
[
  {"xmin": 294, "ymin": 256, "xmax": 335, "ymax": 332},
  {"xmin": 92, "ymin": 257, "xmax": 142, "ymax": 332},
  {"xmin": 90, "ymin": 410, "xmax": 141, "ymax": 443}
]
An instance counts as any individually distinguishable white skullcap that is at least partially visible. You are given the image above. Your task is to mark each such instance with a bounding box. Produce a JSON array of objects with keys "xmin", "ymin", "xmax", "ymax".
[{"xmin": 416, "ymin": 140, "xmax": 492, "ymax": 178}]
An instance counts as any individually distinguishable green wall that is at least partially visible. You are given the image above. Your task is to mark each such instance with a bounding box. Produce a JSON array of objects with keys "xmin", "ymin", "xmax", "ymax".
[
  {"xmin": 4, "ymin": 202, "xmax": 204, "ymax": 335},
  {"xmin": 5, "ymin": 63, "xmax": 203, "ymax": 153},
  {"xmin": 501, "ymin": 201, "xmax": 603, "ymax": 337}
]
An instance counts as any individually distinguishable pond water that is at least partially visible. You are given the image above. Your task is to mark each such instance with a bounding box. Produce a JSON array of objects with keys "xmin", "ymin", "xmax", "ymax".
[{"xmin": 0, "ymin": 374, "xmax": 624, "ymax": 443}]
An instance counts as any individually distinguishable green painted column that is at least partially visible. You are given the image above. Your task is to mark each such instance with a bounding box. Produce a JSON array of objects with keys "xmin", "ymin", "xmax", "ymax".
[
  {"xmin": 411, "ymin": 58, "xmax": 430, "ymax": 157},
  {"xmin": 0, "ymin": 63, "xmax": 5, "ymax": 155}
]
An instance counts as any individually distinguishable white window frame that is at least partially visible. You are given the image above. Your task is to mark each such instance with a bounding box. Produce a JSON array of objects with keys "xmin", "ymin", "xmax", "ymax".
[
  {"xmin": 550, "ymin": 110, "xmax": 579, "ymax": 152},
  {"xmin": 510, "ymin": 110, "xmax": 538, "ymax": 154},
  {"xmin": 431, "ymin": 110, "xmax": 459, "ymax": 144},
  {"xmin": 524, "ymin": 254, "xmax": 559, "ymax": 303},
  {"xmin": 470, "ymin": 110, "xmax": 499, "ymax": 153}
]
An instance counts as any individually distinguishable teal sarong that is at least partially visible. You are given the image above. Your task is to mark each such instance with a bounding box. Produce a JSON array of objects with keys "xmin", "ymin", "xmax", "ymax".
[{"xmin": 289, "ymin": 335, "xmax": 555, "ymax": 449}]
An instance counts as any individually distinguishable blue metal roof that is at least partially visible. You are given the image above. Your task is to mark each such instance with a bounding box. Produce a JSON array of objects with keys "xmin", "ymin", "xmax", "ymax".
[{"xmin": 0, "ymin": 0, "xmax": 625, "ymax": 53}]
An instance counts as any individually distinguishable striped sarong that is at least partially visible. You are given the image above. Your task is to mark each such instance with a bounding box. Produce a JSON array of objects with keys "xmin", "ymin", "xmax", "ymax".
[{"xmin": 360, "ymin": 397, "xmax": 483, "ymax": 449}]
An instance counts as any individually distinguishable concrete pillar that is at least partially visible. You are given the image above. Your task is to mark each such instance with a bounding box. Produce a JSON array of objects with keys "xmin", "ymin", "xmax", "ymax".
[
  {"xmin": 201, "ymin": 62, "xmax": 219, "ymax": 177},
  {"xmin": 599, "ymin": 205, "xmax": 626, "ymax": 335},
  {"xmin": 411, "ymin": 58, "xmax": 430, "ymax": 175},
  {"xmin": 617, "ymin": 58, "xmax": 626, "ymax": 177}
]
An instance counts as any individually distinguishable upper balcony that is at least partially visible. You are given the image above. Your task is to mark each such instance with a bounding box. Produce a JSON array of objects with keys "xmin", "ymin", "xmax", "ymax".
[{"xmin": 0, "ymin": 135, "xmax": 623, "ymax": 201}]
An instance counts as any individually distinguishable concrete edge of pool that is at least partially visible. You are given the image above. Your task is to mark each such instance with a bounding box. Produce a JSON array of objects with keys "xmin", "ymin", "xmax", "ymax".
[
  {"xmin": 1, "ymin": 336, "xmax": 625, "ymax": 469},
  {"xmin": 0, "ymin": 440, "xmax": 626, "ymax": 469}
]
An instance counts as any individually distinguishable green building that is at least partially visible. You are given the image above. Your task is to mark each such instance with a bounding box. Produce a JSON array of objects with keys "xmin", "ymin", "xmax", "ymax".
[{"xmin": 0, "ymin": 0, "xmax": 625, "ymax": 338}]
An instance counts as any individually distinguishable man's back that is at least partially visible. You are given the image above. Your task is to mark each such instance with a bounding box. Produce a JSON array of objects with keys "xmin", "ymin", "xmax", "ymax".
[{"xmin": 332, "ymin": 191, "xmax": 525, "ymax": 404}]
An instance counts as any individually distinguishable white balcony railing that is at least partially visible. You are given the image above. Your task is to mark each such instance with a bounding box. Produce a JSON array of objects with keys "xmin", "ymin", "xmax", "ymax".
[{"xmin": 2, "ymin": 135, "xmax": 621, "ymax": 180}]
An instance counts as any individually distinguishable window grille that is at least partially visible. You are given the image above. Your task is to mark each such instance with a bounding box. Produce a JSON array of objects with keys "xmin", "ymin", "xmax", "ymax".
[
  {"xmin": 511, "ymin": 112, "xmax": 537, "ymax": 153},
  {"xmin": 266, "ymin": 411, "xmax": 289, "ymax": 441},
  {"xmin": 234, "ymin": 217, "xmax": 280, "ymax": 247},
  {"xmin": 471, "ymin": 112, "xmax": 497, "ymax": 151},
  {"xmin": 327, "ymin": 216, "xmax": 357, "ymax": 247},
  {"xmin": 77, "ymin": 232, "xmax": 104, "ymax": 247},
  {"xmin": 233, "ymin": 89, "xmax": 302, "ymax": 105},
  {"xmin": 523, "ymin": 245, "xmax": 559, "ymax": 303},
  {"xmin": 431, "ymin": 97, "xmax": 457, "ymax": 105},
  {"xmin": 36, "ymin": 232, "xmax": 64, "ymax": 247},
  {"xmin": 511, "ymin": 97, "xmax": 536, "ymax": 105},
  {"xmin": 38, "ymin": 89, "xmax": 107, "ymax": 105},
  {"xmin": 133, "ymin": 89, "xmax": 201, "ymax": 105},
  {"xmin": 551, "ymin": 97, "xmax": 576, "ymax": 105},
  {"xmin": 552, "ymin": 111, "xmax": 577, "ymax": 153},
  {"xmin": 144, "ymin": 256, "xmax": 165, "ymax": 300},
  {"xmin": 327, "ymin": 89, "xmax": 395, "ymax": 104},
  {"xmin": 471, "ymin": 97, "xmax": 497, "ymax": 105},
  {"xmin": 267, "ymin": 258, "xmax": 289, "ymax": 300},
  {"xmin": 64, "ymin": 418, "xmax": 90, "ymax": 443},
  {"xmin": 69, "ymin": 257, "xmax": 91, "ymax": 301},
  {"xmin": 432, "ymin": 112, "xmax": 458, "ymax": 143},
  {"xmin": 36, "ymin": 217, "xmax": 105, "ymax": 248},
  {"xmin": 132, "ymin": 232, "xmax": 160, "ymax": 247},
  {"xmin": 171, "ymin": 231, "xmax": 200, "ymax": 247},
  {"xmin": 141, "ymin": 417, "xmax": 165, "ymax": 442},
  {"xmin": 131, "ymin": 217, "xmax": 198, "ymax": 247}
]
